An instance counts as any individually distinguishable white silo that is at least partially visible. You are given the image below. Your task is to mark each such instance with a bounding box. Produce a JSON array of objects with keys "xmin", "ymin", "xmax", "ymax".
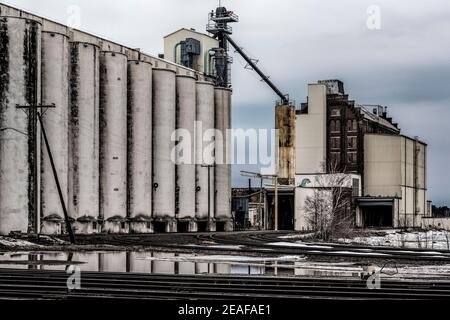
[
  {"xmin": 128, "ymin": 60, "xmax": 153, "ymax": 233},
  {"xmin": 68, "ymin": 42, "xmax": 100, "ymax": 234},
  {"xmin": 214, "ymin": 87, "xmax": 233, "ymax": 231},
  {"xmin": 0, "ymin": 17, "xmax": 41, "ymax": 235},
  {"xmin": 152, "ymin": 66, "xmax": 177, "ymax": 232},
  {"xmin": 175, "ymin": 73, "xmax": 197, "ymax": 232},
  {"xmin": 195, "ymin": 78, "xmax": 215, "ymax": 231},
  {"xmin": 40, "ymin": 31, "xmax": 70, "ymax": 235},
  {"xmin": 99, "ymin": 51, "xmax": 128, "ymax": 233}
]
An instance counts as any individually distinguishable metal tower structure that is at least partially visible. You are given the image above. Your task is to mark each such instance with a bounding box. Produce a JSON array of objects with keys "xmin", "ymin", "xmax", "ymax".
[{"xmin": 207, "ymin": 6, "xmax": 290, "ymax": 104}]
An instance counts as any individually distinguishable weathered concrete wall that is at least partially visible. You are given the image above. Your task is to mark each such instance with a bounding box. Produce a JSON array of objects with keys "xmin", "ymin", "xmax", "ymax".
[
  {"xmin": 152, "ymin": 67, "xmax": 177, "ymax": 229},
  {"xmin": 68, "ymin": 42, "xmax": 100, "ymax": 234},
  {"xmin": 128, "ymin": 60, "xmax": 153, "ymax": 233},
  {"xmin": 365, "ymin": 134, "xmax": 428, "ymax": 228},
  {"xmin": 195, "ymin": 79, "xmax": 215, "ymax": 228},
  {"xmin": 296, "ymin": 84, "xmax": 327, "ymax": 174},
  {"xmin": 175, "ymin": 74, "xmax": 197, "ymax": 225},
  {"xmin": 422, "ymin": 217, "xmax": 450, "ymax": 231},
  {"xmin": 214, "ymin": 87, "xmax": 233, "ymax": 230},
  {"xmin": 0, "ymin": 17, "xmax": 41, "ymax": 235},
  {"xmin": 99, "ymin": 51, "xmax": 128, "ymax": 233},
  {"xmin": 40, "ymin": 31, "xmax": 69, "ymax": 235},
  {"xmin": 276, "ymin": 104, "xmax": 296, "ymax": 185}
]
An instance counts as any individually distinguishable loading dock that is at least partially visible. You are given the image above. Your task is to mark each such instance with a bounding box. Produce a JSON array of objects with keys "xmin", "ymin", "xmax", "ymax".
[{"xmin": 357, "ymin": 198, "xmax": 394, "ymax": 228}]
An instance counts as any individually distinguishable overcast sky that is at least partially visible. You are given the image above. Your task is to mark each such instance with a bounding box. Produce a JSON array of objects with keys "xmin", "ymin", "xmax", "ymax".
[{"xmin": 3, "ymin": 0, "xmax": 449, "ymax": 205}]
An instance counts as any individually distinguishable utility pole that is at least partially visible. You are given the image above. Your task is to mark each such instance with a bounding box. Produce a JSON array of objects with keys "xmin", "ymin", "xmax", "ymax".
[
  {"xmin": 16, "ymin": 104, "xmax": 75, "ymax": 244},
  {"xmin": 201, "ymin": 164, "xmax": 215, "ymax": 230},
  {"xmin": 274, "ymin": 175, "xmax": 279, "ymax": 231}
]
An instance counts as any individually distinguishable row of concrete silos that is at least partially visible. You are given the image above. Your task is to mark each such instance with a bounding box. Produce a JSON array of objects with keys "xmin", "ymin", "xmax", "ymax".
[{"xmin": 0, "ymin": 16, "xmax": 232, "ymax": 235}]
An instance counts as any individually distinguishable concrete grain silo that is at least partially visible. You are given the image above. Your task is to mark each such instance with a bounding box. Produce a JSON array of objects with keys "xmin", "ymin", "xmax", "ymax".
[
  {"xmin": 175, "ymin": 73, "xmax": 197, "ymax": 232},
  {"xmin": 68, "ymin": 42, "xmax": 100, "ymax": 234},
  {"xmin": 0, "ymin": 17, "xmax": 41, "ymax": 235},
  {"xmin": 40, "ymin": 31, "xmax": 69, "ymax": 235},
  {"xmin": 99, "ymin": 51, "xmax": 128, "ymax": 233},
  {"xmin": 152, "ymin": 66, "xmax": 177, "ymax": 232},
  {"xmin": 214, "ymin": 87, "xmax": 233, "ymax": 231},
  {"xmin": 127, "ymin": 60, "xmax": 153, "ymax": 233},
  {"xmin": 195, "ymin": 78, "xmax": 215, "ymax": 231}
]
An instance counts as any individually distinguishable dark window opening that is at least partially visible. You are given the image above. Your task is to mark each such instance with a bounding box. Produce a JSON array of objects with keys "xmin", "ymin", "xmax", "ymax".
[
  {"xmin": 154, "ymin": 222, "xmax": 167, "ymax": 233},
  {"xmin": 197, "ymin": 221, "xmax": 208, "ymax": 232},
  {"xmin": 178, "ymin": 221, "xmax": 189, "ymax": 233},
  {"xmin": 216, "ymin": 222, "xmax": 225, "ymax": 232}
]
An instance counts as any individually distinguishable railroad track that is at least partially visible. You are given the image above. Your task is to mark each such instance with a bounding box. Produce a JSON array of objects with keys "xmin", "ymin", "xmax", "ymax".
[{"xmin": 0, "ymin": 269, "xmax": 450, "ymax": 300}]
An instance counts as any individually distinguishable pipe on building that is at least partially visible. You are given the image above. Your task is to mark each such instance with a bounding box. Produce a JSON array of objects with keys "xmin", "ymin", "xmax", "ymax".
[
  {"xmin": 173, "ymin": 42, "xmax": 181, "ymax": 65},
  {"xmin": 203, "ymin": 49, "xmax": 215, "ymax": 75}
]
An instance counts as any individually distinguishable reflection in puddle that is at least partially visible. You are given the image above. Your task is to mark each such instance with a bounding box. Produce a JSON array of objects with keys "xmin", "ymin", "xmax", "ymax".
[
  {"xmin": 4, "ymin": 251, "xmax": 445, "ymax": 279},
  {"xmin": 0, "ymin": 251, "xmax": 311, "ymax": 276}
]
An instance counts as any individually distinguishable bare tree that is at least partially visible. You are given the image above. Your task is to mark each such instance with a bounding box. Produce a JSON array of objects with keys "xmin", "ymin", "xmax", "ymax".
[{"xmin": 303, "ymin": 162, "xmax": 354, "ymax": 241}]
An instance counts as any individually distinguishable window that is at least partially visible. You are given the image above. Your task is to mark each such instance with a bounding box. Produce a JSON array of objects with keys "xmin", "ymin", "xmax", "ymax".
[
  {"xmin": 330, "ymin": 137, "xmax": 340, "ymax": 149},
  {"xmin": 347, "ymin": 119, "xmax": 358, "ymax": 132},
  {"xmin": 348, "ymin": 152, "xmax": 357, "ymax": 164},
  {"xmin": 330, "ymin": 108, "xmax": 341, "ymax": 117},
  {"xmin": 330, "ymin": 152, "xmax": 340, "ymax": 164},
  {"xmin": 347, "ymin": 136, "xmax": 357, "ymax": 149},
  {"xmin": 352, "ymin": 178, "xmax": 360, "ymax": 196},
  {"xmin": 330, "ymin": 120, "xmax": 341, "ymax": 133}
]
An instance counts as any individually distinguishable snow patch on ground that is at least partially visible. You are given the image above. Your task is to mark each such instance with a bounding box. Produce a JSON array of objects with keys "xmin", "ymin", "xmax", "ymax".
[
  {"xmin": 338, "ymin": 230, "xmax": 450, "ymax": 250},
  {"xmin": 279, "ymin": 233, "xmax": 317, "ymax": 240},
  {"xmin": 184, "ymin": 244, "xmax": 243, "ymax": 250},
  {"xmin": 0, "ymin": 237, "xmax": 42, "ymax": 249},
  {"xmin": 266, "ymin": 242, "xmax": 334, "ymax": 249}
]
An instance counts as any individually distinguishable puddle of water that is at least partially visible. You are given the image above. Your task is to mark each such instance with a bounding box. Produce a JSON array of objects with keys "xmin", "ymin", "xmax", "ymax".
[
  {"xmin": 0, "ymin": 251, "xmax": 353, "ymax": 277},
  {"xmin": 1, "ymin": 251, "xmax": 449, "ymax": 279}
]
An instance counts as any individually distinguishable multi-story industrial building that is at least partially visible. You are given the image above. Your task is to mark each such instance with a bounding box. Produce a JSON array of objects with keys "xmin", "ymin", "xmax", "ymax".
[
  {"xmin": 295, "ymin": 80, "xmax": 431, "ymax": 230},
  {"xmin": 271, "ymin": 80, "xmax": 432, "ymax": 231},
  {"xmin": 0, "ymin": 4, "xmax": 233, "ymax": 235}
]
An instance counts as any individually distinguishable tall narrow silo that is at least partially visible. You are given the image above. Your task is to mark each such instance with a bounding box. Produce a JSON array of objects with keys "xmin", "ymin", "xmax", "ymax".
[
  {"xmin": 195, "ymin": 79, "xmax": 215, "ymax": 231},
  {"xmin": 99, "ymin": 51, "xmax": 128, "ymax": 233},
  {"xmin": 40, "ymin": 31, "xmax": 70, "ymax": 235},
  {"xmin": 152, "ymin": 66, "xmax": 177, "ymax": 232},
  {"xmin": 68, "ymin": 42, "xmax": 100, "ymax": 234},
  {"xmin": 0, "ymin": 17, "xmax": 41, "ymax": 235},
  {"xmin": 214, "ymin": 87, "xmax": 233, "ymax": 231},
  {"xmin": 175, "ymin": 73, "xmax": 197, "ymax": 232},
  {"xmin": 128, "ymin": 60, "xmax": 153, "ymax": 233}
]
